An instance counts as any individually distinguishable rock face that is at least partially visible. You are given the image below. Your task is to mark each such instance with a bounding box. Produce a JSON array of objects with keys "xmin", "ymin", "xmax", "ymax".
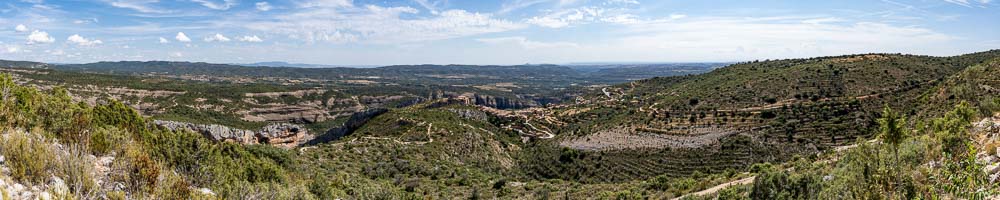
[
  {"xmin": 429, "ymin": 91, "xmax": 538, "ymax": 109},
  {"xmin": 153, "ymin": 120, "xmax": 307, "ymax": 148},
  {"xmin": 241, "ymin": 105, "xmax": 331, "ymax": 123},
  {"xmin": 257, "ymin": 123, "xmax": 307, "ymax": 148},
  {"xmin": 305, "ymin": 108, "xmax": 389, "ymax": 145},
  {"xmin": 471, "ymin": 94, "xmax": 534, "ymax": 109},
  {"xmin": 447, "ymin": 108, "xmax": 489, "ymax": 121}
]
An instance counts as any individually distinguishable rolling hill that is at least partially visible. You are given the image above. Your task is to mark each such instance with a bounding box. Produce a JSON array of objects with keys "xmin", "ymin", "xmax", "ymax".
[{"xmin": 0, "ymin": 50, "xmax": 997, "ymax": 199}]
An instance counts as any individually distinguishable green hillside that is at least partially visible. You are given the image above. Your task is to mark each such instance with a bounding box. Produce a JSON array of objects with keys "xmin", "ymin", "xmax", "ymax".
[
  {"xmin": 516, "ymin": 50, "xmax": 1000, "ymax": 184},
  {"xmin": 0, "ymin": 50, "xmax": 997, "ymax": 199}
]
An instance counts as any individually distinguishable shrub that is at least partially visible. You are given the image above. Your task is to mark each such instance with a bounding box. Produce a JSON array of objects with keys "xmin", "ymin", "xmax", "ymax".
[
  {"xmin": 717, "ymin": 185, "xmax": 750, "ymax": 200},
  {"xmin": 92, "ymin": 99, "xmax": 146, "ymax": 133},
  {"xmin": 111, "ymin": 143, "xmax": 161, "ymax": 195},
  {"xmin": 0, "ymin": 130, "xmax": 56, "ymax": 184},
  {"xmin": 646, "ymin": 175, "xmax": 671, "ymax": 191},
  {"xmin": 57, "ymin": 145, "xmax": 98, "ymax": 199},
  {"xmin": 930, "ymin": 102, "xmax": 977, "ymax": 156},
  {"xmin": 750, "ymin": 164, "xmax": 820, "ymax": 200},
  {"xmin": 154, "ymin": 171, "xmax": 192, "ymax": 200},
  {"xmin": 88, "ymin": 126, "xmax": 129, "ymax": 156},
  {"xmin": 604, "ymin": 190, "xmax": 644, "ymax": 200}
]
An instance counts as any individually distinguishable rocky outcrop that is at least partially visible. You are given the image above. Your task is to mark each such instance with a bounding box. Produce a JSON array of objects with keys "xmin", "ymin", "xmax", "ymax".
[
  {"xmin": 447, "ymin": 108, "xmax": 489, "ymax": 121},
  {"xmin": 305, "ymin": 108, "xmax": 389, "ymax": 145},
  {"xmin": 430, "ymin": 91, "xmax": 538, "ymax": 109},
  {"xmin": 257, "ymin": 123, "xmax": 307, "ymax": 148},
  {"xmin": 241, "ymin": 105, "xmax": 331, "ymax": 123},
  {"xmin": 153, "ymin": 120, "xmax": 307, "ymax": 148},
  {"xmin": 154, "ymin": 120, "xmax": 257, "ymax": 144},
  {"xmin": 471, "ymin": 94, "xmax": 535, "ymax": 109}
]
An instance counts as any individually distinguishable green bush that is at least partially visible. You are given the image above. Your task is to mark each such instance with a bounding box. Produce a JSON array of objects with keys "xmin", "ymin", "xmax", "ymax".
[
  {"xmin": 113, "ymin": 143, "xmax": 161, "ymax": 194},
  {"xmin": 0, "ymin": 130, "xmax": 56, "ymax": 184},
  {"xmin": 89, "ymin": 126, "xmax": 129, "ymax": 155},
  {"xmin": 750, "ymin": 164, "xmax": 820, "ymax": 200},
  {"xmin": 92, "ymin": 98, "xmax": 146, "ymax": 133},
  {"xmin": 646, "ymin": 175, "xmax": 671, "ymax": 191}
]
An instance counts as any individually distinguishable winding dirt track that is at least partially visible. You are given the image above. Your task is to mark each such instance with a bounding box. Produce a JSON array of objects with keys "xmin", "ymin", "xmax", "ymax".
[
  {"xmin": 671, "ymin": 176, "xmax": 755, "ymax": 200},
  {"xmin": 671, "ymin": 140, "xmax": 876, "ymax": 199}
]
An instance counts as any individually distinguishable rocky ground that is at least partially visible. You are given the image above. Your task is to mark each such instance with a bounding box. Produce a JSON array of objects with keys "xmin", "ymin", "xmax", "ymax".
[
  {"xmin": 0, "ymin": 157, "xmax": 70, "ymax": 199},
  {"xmin": 0, "ymin": 129, "xmax": 217, "ymax": 199},
  {"xmin": 973, "ymin": 115, "xmax": 1000, "ymax": 184}
]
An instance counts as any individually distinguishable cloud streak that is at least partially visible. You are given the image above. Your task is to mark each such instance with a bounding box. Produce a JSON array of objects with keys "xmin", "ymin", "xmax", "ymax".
[
  {"xmin": 477, "ymin": 36, "xmax": 578, "ymax": 49},
  {"xmin": 244, "ymin": 5, "xmax": 525, "ymax": 44},
  {"xmin": 204, "ymin": 33, "xmax": 231, "ymax": 42}
]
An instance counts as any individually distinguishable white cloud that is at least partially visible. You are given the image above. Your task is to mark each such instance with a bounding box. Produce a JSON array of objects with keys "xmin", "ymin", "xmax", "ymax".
[
  {"xmin": 413, "ymin": 0, "xmax": 446, "ymax": 14},
  {"xmin": 255, "ymin": 1, "xmax": 272, "ymax": 11},
  {"xmin": 477, "ymin": 37, "xmax": 578, "ymax": 49},
  {"xmin": 15, "ymin": 24, "xmax": 29, "ymax": 32},
  {"xmin": 601, "ymin": 14, "xmax": 640, "ymax": 24},
  {"xmin": 237, "ymin": 35, "xmax": 264, "ymax": 42},
  {"xmin": 528, "ymin": 8, "xmax": 687, "ymax": 28},
  {"xmin": 4, "ymin": 45, "xmax": 22, "ymax": 53},
  {"xmin": 73, "ymin": 18, "xmax": 99, "ymax": 24},
  {"xmin": 27, "ymin": 30, "xmax": 55, "ymax": 44},
  {"xmin": 527, "ymin": 16, "xmax": 569, "ymax": 28},
  {"xmin": 598, "ymin": 16, "xmax": 957, "ymax": 61},
  {"xmin": 457, "ymin": 17, "xmax": 962, "ymax": 64},
  {"xmin": 944, "ymin": 0, "xmax": 973, "ymax": 6},
  {"xmin": 104, "ymin": 0, "xmax": 167, "ymax": 13},
  {"xmin": 67, "ymin": 34, "xmax": 104, "ymax": 46},
  {"xmin": 297, "ymin": 0, "xmax": 353, "ymax": 8},
  {"xmin": 558, "ymin": 0, "xmax": 582, "ymax": 6},
  {"xmin": 170, "ymin": 52, "xmax": 184, "ymax": 57},
  {"xmin": 159, "ymin": 37, "xmax": 170, "ymax": 43},
  {"xmin": 498, "ymin": 0, "xmax": 548, "ymax": 14},
  {"xmin": 604, "ymin": 0, "xmax": 639, "ymax": 5},
  {"xmin": 175, "ymin": 32, "xmax": 192, "ymax": 42},
  {"xmin": 47, "ymin": 49, "xmax": 65, "ymax": 56},
  {"xmin": 802, "ymin": 17, "xmax": 842, "ymax": 25},
  {"xmin": 527, "ymin": 7, "xmax": 604, "ymax": 28},
  {"xmin": 245, "ymin": 6, "xmax": 524, "ymax": 44},
  {"xmin": 204, "ymin": 33, "xmax": 231, "ymax": 42},
  {"xmin": 192, "ymin": 0, "xmax": 238, "ymax": 10},
  {"xmin": 942, "ymin": 0, "xmax": 992, "ymax": 7}
]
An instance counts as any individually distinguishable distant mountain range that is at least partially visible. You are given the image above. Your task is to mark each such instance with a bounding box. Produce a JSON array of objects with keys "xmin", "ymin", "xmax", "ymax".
[{"xmin": 238, "ymin": 61, "xmax": 382, "ymax": 68}]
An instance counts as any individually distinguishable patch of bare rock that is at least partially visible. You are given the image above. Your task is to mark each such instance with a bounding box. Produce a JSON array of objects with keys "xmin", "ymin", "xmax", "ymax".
[{"xmin": 153, "ymin": 120, "xmax": 307, "ymax": 148}]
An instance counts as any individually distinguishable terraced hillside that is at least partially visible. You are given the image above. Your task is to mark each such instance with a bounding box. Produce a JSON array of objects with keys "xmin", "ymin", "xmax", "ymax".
[
  {"xmin": 915, "ymin": 57, "xmax": 1000, "ymax": 119},
  {"xmin": 521, "ymin": 50, "xmax": 1000, "ymax": 183},
  {"xmin": 1, "ymin": 51, "xmax": 998, "ymax": 199}
]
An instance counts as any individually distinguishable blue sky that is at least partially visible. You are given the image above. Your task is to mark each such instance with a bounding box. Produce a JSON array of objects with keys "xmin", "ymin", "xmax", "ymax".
[{"xmin": 0, "ymin": 0, "xmax": 998, "ymax": 65}]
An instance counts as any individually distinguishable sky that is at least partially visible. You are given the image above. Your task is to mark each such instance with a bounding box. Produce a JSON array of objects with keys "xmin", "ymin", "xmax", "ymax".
[{"xmin": 0, "ymin": 0, "xmax": 998, "ymax": 65}]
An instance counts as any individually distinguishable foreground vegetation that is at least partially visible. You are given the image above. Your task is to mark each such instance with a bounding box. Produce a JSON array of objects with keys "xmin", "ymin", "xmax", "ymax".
[{"xmin": 0, "ymin": 50, "xmax": 997, "ymax": 199}]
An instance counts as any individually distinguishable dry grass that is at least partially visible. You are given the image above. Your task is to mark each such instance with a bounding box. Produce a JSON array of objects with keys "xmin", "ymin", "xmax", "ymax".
[
  {"xmin": 0, "ymin": 129, "xmax": 56, "ymax": 184},
  {"xmin": 57, "ymin": 145, "xmax": 98, "ymax": 199},
  {"xmin": 986, "ymin": 141, "xmax": 999, "ymax": 156}
]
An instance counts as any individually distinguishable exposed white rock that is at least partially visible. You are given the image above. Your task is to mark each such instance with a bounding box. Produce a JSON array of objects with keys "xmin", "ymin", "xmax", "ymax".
[
  {"xmin": 196, "ymin": 187, "xmax": 216, "ymax": 196},
  {"xmin": 154, "ymin": 120, "xmax": 307, "ymax": 148}
]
